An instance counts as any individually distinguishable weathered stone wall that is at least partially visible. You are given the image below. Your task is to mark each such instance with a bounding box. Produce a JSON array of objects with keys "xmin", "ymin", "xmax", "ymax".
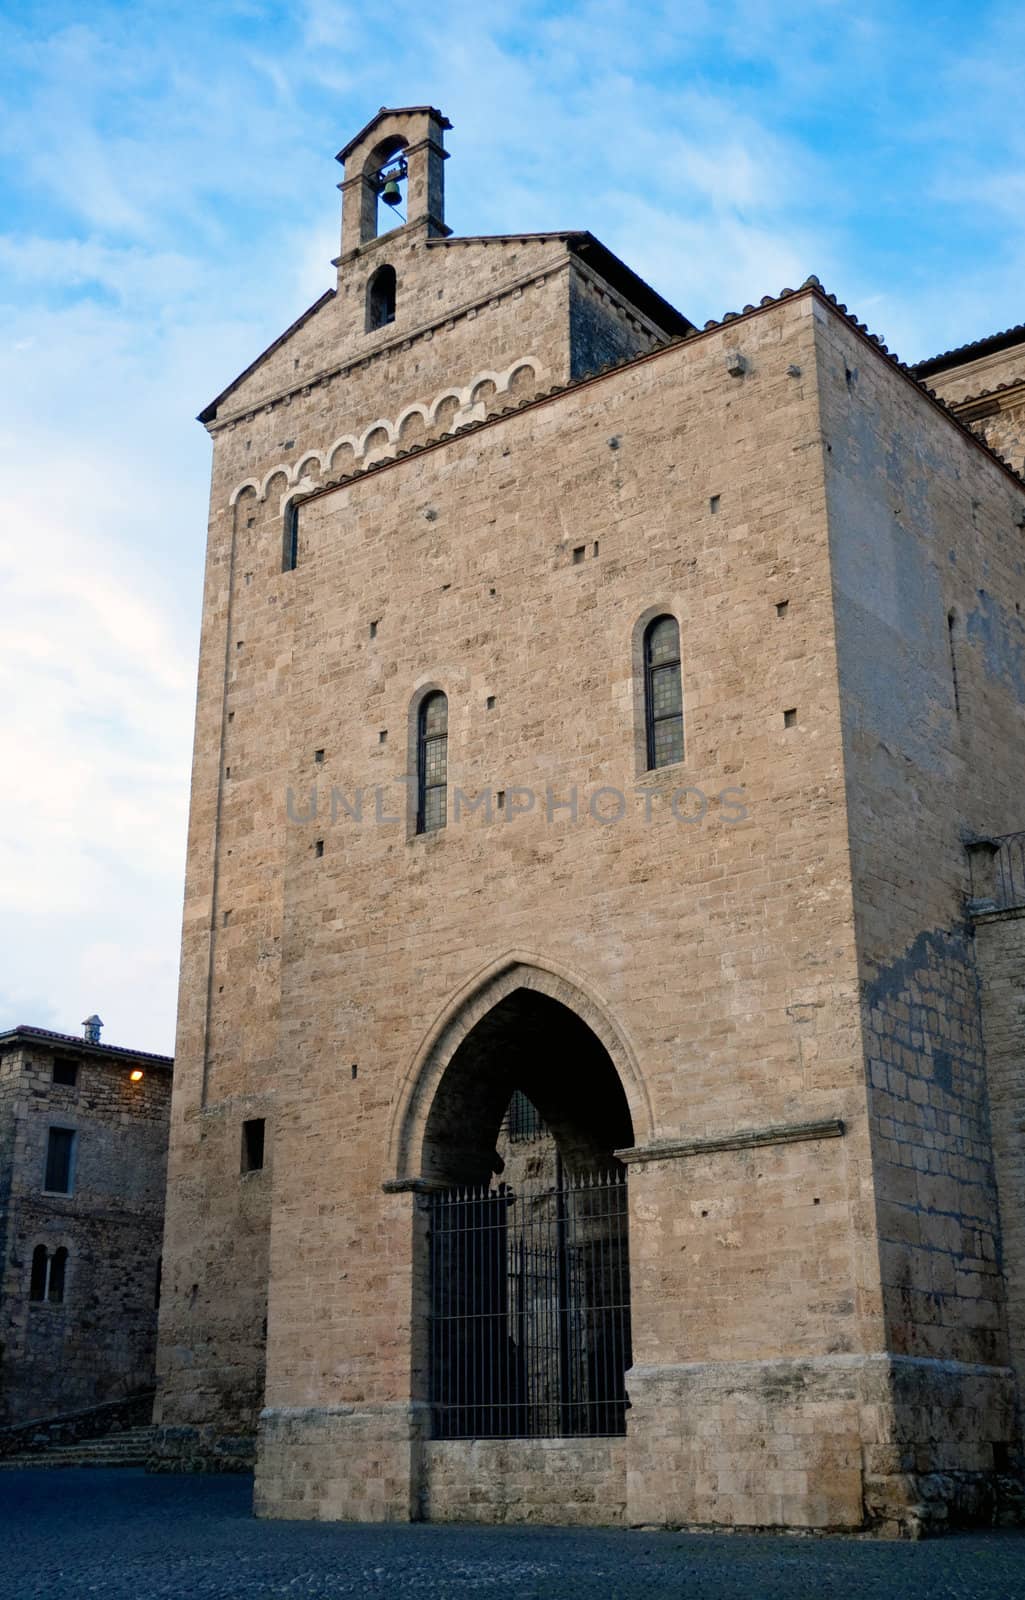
[
  {"xmin": 241, "ymin": 294, "xmax": 883, "ymax": 1524},
  {"xmin": 819, "ymin": 298, "xmax": 1025, "ymax": 1504},
  {"xmin": 159, "ymin": 157, "xmax": 683, "ymax": 1471},
  {"xmin": 569, "ymin": 265, "xmax": 659, "ymax": 380},
  {"xmin": 973, "ymin": 908, "xmax": 1025, "ymax": 1440},
  {"xmin": 0, "ymin": 1040, "xmax": 170, "ymax": 1425}
]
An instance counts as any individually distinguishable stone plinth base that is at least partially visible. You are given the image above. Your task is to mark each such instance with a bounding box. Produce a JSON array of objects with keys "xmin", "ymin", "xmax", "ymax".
[
  {"xmin": 626, "ymin": 1355, "xmax": 1017, "ymax": 1536},
  {"xmin": 422, "ymin": 1438, "xmax": 626, "ymax": 1525},
  {"xmin": 251, "ymin": 1357, "xmax": 1018, "ymax": 1531},
  {"xmin": 255, "ymin": 1403, "xmax": 428, "ymax": 1521}
]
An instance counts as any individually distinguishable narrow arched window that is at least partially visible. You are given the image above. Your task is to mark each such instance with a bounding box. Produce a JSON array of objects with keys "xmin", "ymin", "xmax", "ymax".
[
  {"xmin": 417, "ymin": 692, "xmax": 448, "ymax": 834},
  {"xmin": 30, "ymin": 1245, "xmax": 48, "ymax": 1302},
  {"xmin": 283, "ymin": 501, "xmax": 299, "ymax": 572},
  {"xmin": 644, "ymin": 615, "xmax": 684, "ymax": 768},
  {"xmin": 367, "ymin": 264, "xmax": 396, "ymax": 331},
  {"xmin": 49, "ymin": 1247, "xmax": 67, "ymax": 1304}
]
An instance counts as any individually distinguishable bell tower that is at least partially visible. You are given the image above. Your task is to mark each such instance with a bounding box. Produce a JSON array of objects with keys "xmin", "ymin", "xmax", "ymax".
[{"xmin": 335, "ymin": 105, "xmax": 452, "ymax": 262}]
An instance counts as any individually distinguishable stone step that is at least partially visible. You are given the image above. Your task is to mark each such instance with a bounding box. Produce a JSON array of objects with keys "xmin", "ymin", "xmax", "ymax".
[{"xmin": 0, "ymin": 1426, "xmax": 157, "ymax": 1470}]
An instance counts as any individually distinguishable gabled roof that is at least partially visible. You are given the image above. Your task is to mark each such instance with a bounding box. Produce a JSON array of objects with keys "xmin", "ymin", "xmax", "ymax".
[
  {"xmin": 912, "ymin": 321, "xmax": 1025, "ymax": 379},
  {"xmin": 197, "ymin": 229, "xmax": 690, "ymax": 426},
  {"xmin": 426, "ymin": 230, "xmax": 693, "ymax": 337},
  {"xmin": 0, "ymin": 1024, "xmax": 173, "ymax": 1068},
  {"xmin": 198, "ymin": 289, "xmax": 335, "ymax": 425},
  {"xmin": 336, "ymin": 106, "xmax": 451, "ymax": 165}
]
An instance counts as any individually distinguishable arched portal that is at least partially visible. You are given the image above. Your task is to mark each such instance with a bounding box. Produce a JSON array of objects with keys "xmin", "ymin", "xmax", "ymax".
[
  {"xmin": 417, "ymin": 986, "xmax": 634, "ymax": 1442},
  {"xmin": 422, "ymin": 987, "xmax": 633, "ymax": 1184}
]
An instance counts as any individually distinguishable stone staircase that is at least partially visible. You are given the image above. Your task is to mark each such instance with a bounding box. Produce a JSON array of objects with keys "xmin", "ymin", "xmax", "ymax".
[{"xmin": 0, "ymin": 1425, "xmax": 156, "ymax": 1469}]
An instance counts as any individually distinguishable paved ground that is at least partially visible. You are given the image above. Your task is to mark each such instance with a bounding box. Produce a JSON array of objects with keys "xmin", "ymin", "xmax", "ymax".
[{"xmin": 2, "ymin": 1470, "xmax": 1025, "ymax": 1599}]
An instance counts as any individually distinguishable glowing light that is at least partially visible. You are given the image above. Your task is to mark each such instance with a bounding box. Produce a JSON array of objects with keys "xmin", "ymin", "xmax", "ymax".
[{"xmin": 129, "ymin": 1069, "xmax": 144, "ymax": 1083}]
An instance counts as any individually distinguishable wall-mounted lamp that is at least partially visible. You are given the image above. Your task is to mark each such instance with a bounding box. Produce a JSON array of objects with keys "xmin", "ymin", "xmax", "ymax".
[{"xmin": 129, "ymin": 1069, "xmax": 144, "ymax": 1083}]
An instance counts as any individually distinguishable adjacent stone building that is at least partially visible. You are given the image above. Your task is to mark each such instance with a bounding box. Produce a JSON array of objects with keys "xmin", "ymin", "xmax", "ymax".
[
  {"xmin": 155, "ymin": 105, "xmax": 1025, "ymax": 1533},
  {"xmin": 0, "ymin": 1023, "xmax": 172, "ymax": 1425}
]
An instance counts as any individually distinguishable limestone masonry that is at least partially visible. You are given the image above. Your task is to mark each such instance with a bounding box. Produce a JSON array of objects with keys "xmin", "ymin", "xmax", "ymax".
[{"xmin": 154, "ymin": 106, "xmax": 1025, "ymax": 1534}]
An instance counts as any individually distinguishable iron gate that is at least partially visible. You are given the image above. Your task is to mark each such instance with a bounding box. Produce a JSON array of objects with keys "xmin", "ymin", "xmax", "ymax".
[{"xmin": 428, "ymin": 1170, "xmax": 630, "ymax": 1439}]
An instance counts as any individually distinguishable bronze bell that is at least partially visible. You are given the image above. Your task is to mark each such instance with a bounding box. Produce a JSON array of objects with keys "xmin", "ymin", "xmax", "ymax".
[{"xmin": 381, "ymin": 178, "xmax": 402, "ymax": 207}]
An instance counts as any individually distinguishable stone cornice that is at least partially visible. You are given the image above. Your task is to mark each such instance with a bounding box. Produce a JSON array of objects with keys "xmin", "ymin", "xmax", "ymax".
[{"xmin": 614, "ymin": 1118, "xmax": 845, "ymax": 1165}]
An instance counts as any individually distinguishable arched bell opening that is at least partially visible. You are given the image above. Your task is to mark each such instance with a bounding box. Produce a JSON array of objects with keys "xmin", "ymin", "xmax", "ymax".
[
  {"xmin": 364, "ymin": 134, "xmax": 408, "ymax": 241},
  {"xmin": 418, "ymin": 987, "xmax": 633, "ymax": 1441}
]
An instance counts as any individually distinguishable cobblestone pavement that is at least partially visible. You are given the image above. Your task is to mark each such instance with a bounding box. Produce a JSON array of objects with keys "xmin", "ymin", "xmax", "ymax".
[{"xmin": 2, "ymin": 1470, "xmax": 1025, "ymax": 1599}]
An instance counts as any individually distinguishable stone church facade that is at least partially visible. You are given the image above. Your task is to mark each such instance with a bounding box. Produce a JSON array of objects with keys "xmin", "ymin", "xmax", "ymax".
[{"xmin": 155, "ymin": 106, "xmax": 1025, "ymax": 1534}]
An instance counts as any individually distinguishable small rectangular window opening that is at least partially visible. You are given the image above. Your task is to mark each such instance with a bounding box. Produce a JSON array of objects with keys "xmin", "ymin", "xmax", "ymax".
[
  {"xmin": 784, "ymin": 708, "xmax": 797, "ymax": 728},
  {"xmin": 241, "ymin": 1118, "xmax": 266, "ymax": 1174},
  {"xmin": 572, "ymin": 545, "xmax": 586, "ymax": 564},
  {"xmin": 379, "ymin": 729, "xmax": 388, "ymax": 744},
  {"xmin": 44, "ymin": 1128, "xmax": 76, "ymax": 1194},
  {"xmin": 592, "ymin": 541, "xmax": 600, "ymax": 557},
  {"xmin": 486, "ymin": 695, "xmax": 496, "ymax": 711},
  {"xmin": 710, "ymin": 495, "xmax": 721, "ymax": 514},
  {"xmin": 314, "ymin": 839, "xmax": 324, "ymax": 858},
  {"xmin": 314, "ymin": 748, "xmax": 325, "ymax": 764},
  {"xmin": 52, "ymin": 1059, "xmax": 78, "ymax": 1089},
  {"xmin": 370, "ymin": 619, "xmax": 379, "ymax": 639},
  {"xmin": 776, "ymin": 600, "xmax": 789, "ymax": 618}
]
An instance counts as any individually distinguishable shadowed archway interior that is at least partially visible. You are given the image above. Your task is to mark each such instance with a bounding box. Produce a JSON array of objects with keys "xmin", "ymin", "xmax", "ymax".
[{"xmin": 420, "ymin": 987, "xmax": 634, "ymax": 1185}]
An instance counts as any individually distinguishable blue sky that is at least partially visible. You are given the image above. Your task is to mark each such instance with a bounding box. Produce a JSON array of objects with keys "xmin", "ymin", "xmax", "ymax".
[{"xmin": 0, "ymin": 0, "xmax": 1022, "ymax": 1053}]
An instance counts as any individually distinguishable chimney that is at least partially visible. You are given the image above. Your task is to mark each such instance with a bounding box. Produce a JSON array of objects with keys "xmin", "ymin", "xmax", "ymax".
[{"xmin": 82, "ymin": 1014, "xmax": 103, "ymax": 1044}]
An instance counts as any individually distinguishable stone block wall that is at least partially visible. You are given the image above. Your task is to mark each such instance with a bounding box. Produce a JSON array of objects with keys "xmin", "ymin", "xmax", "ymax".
[
  {"xmin": 973, "ymin": 907, "xmax": 1025, "ymax": 1442},
  {"xmin": 818, "ymin": 296, "xmax": 1025, "ymax": 1505},
  {"xmin": 0, "ymin": 1037, "xmax": 171, "ymax": 1425}
]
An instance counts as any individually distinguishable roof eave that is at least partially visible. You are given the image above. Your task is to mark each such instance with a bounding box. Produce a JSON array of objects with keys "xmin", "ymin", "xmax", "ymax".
[{"xmin": 335, "ymin": 106, "xmax": 452, "ymax": 165}]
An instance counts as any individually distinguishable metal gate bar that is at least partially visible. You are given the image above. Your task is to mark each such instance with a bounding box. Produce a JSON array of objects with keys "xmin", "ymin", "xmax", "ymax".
[{"xmin": 428, "ymin": 1170, "xmax": 630, "ymax": 1439}]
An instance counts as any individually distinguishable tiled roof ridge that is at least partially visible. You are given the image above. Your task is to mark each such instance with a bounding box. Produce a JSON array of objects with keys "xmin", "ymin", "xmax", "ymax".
[
  {"xmin": 911, "ymin": 321, "xmax": 1025, "ymax": 379},
  {"xmin": 0, "ymin": 1024, "xmax": 173, "ymax": 1065},
  {"xmin": 297, "ymin": 275, "xmax": 1025, "ymax": 505}
]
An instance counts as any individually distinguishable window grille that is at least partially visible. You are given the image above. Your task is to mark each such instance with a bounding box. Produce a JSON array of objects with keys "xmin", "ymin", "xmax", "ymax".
[
  {"xmin": 501, "ymin": 1089, "xmax": 546, "ymax": 1144},
  {"xmin": 417, "ymin": 692, "xmax": 448, "ymax": 834},
  {"xmin": 428, "ymin": 1167, "xmax": 630, "ymax": 1439},
  {"xmin": 644, "ymin": 615, "xmax": 683, "ymax": 769}
]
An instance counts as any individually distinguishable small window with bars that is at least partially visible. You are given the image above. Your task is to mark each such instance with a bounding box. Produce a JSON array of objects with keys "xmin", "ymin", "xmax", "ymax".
[
  {"xmin": 417, "ymin": 691, "xmax": 448, "ymax": 834},
  {"xmin": 644, "ymin": 615, "xmax": 683, "ymax": 769}
]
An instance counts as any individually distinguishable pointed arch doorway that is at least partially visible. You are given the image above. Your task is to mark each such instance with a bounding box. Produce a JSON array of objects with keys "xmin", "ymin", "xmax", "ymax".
[{"xmin": 413, "ymin": 985, "xmax": 634, "ymax": 1446}]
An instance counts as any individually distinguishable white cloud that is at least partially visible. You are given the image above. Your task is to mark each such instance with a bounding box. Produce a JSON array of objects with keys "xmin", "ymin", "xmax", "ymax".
[{"xmin": 0, "ymin": 0, "xmax": 1022, "ymax": 1052}]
